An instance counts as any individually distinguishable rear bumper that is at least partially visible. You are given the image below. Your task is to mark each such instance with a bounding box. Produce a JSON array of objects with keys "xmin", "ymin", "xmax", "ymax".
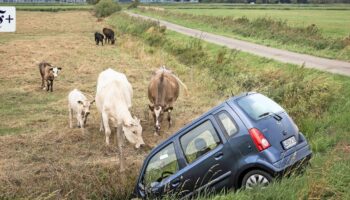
[
  {"xmin": 273, "ymin": 143, "xmax": 312, "ymax": 170},
  {"xmin": 256, "ymin": 142, "xmax": 312, "ymax": 177}
]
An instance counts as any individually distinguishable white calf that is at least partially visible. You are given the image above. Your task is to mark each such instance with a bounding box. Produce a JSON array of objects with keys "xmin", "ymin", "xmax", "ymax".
[{"xmin": 68, "ymin": 89, "xmax": 94, "ymax": 129}]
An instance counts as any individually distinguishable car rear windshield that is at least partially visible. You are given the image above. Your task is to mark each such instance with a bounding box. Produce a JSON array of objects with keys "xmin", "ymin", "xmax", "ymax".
[{"xmin": 237, "ymin": 93, "xmax": 284, "ymax": 121}]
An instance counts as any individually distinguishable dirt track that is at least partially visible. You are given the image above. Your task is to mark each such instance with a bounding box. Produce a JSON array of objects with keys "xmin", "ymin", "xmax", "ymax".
[{"xmin": 127, "ymin": 12, "xmax": 350, "ymax": 77}]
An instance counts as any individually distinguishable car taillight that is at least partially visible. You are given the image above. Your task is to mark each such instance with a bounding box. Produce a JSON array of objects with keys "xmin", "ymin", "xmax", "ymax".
[{"xmin": 249, "ymin": 128, "xmax": 271, "ymax": 151}]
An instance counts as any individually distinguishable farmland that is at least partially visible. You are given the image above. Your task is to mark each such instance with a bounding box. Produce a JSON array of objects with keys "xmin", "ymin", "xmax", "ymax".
[
  {"xmin": 132, "ymin": 5, "xmax": 350, "ymax": 61},
  {"xmin": 0, "ymin": 5, "xmax": 349, "ymax": 200}
]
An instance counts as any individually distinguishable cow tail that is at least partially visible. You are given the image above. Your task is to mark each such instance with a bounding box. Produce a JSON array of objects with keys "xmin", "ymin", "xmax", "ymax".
[{"xmin": 172, "ymin": 74, "xmax": 188, "ymax": 96}]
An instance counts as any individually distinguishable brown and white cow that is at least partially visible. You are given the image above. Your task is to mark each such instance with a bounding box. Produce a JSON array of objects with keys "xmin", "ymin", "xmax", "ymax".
[
  {"xmin": 39, "ymin": 62, "xmax": 62, "ymax": 92},
  {"xmin": 148, "ymin": 66, "xmax": 188, "ymax": 136}
]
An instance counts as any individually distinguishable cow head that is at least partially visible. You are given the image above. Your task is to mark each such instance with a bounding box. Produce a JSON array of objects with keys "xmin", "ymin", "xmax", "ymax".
[
  {"xmin": 111, "ymin": 38, "xmax": 116, "ymax": 45},
  {"xmin": 77, "ymin": 99, "xmax": 95, "ymax": 126},
  {"xmin": 123, "ymin": 116, "xmax": 145, "ymax": 149},
  {"xmin": 149, "ymin": 104, "xmax": 173, "ymax": 134},
  {"xmin": 49, "ymin": 67, "xmax": 62, "ymax": 77}
]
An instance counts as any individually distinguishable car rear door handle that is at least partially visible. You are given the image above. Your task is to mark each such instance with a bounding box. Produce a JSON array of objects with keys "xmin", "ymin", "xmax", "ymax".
[{"xmin": 214, "ymin": 152, "xmax": 224, "ymax": 160}]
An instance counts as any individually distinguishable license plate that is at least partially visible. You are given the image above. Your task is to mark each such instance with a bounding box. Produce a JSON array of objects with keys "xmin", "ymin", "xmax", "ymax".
[{"xmin": 282, "ymin": 136, "xmax": 297, "ymax": 150}]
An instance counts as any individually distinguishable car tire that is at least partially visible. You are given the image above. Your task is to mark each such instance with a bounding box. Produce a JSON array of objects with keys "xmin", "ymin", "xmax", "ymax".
[{"xmin": 242, "ymin": 169, "xmax": 273, "ymax": 189}]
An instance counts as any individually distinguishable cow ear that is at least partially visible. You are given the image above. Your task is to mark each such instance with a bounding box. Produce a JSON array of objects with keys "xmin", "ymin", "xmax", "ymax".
[
  {"xmin": 57, "ymin": 67, "xmax": 62, "ymax": 71},
  {"xmin": 90, "ymin": 100, "xmax": 95, "ymax": 104},
  {"xmin": 49, "ymin": 67, "xmax": 54, "ymax": 71},
  {"xmin": 77, "ymin": 100, "xmax": 83, "ymax": 105},
  {"xmin": 133, "ymin": 116, "xmax": 140, "ymax": 124},
  {"xmin": 148, "ymin": 104, "xmax": 154, "ymax": 111}
]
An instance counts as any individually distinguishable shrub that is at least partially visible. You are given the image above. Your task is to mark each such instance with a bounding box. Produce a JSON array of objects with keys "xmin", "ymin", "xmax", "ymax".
[
  {"xmin": 127, "ymin": 0, "xmax": 140, "ymax": 9},
  {"xmin": 94, "ymin": 0, "xmax": 121, "ymax": 18}
]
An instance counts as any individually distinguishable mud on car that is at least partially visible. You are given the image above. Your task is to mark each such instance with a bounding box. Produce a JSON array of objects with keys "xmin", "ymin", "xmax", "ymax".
[{"xmin": 133, "ymin": 92, "xmax": 312, "ymax": 199}]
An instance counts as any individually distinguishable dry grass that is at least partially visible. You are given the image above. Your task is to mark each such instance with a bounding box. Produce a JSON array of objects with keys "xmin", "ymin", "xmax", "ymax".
[{"xmin": 0, "ymin": 11, "xmax": 221, "ymax": 199}]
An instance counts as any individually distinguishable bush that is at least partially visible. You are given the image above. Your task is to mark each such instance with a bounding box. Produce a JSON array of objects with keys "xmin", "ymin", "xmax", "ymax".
[
  {"xmin": 94, "ymin": 0, "xmax": 121, "ymax": 18},
  {"xmin": 127, "ymin": 0, "xmax": 140, "ymax": 9}
]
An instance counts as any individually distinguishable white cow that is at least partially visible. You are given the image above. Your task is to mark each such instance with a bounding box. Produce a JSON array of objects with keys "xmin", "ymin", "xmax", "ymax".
[
  {"xmin": 68, "ymin": 89, "xmax": 94, "ymax": 129},
  {"xmin": 95, "ymin": 68, "xmax": 145, "ymax": 172}
]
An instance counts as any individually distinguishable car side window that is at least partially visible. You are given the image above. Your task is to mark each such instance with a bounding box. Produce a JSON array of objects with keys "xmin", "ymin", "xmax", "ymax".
[
  {"xmin": 144, "ymin": 143, "xmax": 179, "ymax": 187},
  {"xmin": 180, "ymin": 120, "xmax": 221, "ymax": 164},
  {"xmin": 217, "ymin": 111, "xmax": 238, "ymax": 137}
]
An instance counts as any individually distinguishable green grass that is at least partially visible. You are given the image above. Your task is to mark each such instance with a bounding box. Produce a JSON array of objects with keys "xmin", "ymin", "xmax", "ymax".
[
  {"xmin": 131, "ymin": 6, "xmax": 350, "ymax": 61},
  {"xmin": 173, "ymin": 9, "xmax": 350, "ymax": 38},
  {"xmin": 152, "ymin": 3, "xmax": 350, "ymax": 10},
  {"xmin": 108, "ymin": 13, "xmax": 350, "ymax": 199}
]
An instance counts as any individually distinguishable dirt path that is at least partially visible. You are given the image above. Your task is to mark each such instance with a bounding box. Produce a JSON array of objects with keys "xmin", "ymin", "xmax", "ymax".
[{"xmin": 127, "ymin": 12, "xmax": 350, "ymax": 77}]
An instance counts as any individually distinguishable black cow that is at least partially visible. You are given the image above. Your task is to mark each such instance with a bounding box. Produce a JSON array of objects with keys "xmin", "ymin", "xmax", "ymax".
[
  {"xmin": 95, "ymin": 32, "xmax": 104, "ymax": 46},
  {"xmin": 103, "ymin": 28, "xmax": 116, "ymax": 45}
]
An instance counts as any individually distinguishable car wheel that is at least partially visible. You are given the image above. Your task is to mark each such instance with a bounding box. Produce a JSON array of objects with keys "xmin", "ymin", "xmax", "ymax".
[{"xmin": 242, "ymin": 170, "xmax": 273, "ymax": 189}]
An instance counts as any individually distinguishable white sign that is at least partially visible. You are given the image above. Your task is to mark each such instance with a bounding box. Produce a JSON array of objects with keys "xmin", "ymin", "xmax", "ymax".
[{"xmin": 0, "ymin": 7, "xmax": 16, "ymax": 32}]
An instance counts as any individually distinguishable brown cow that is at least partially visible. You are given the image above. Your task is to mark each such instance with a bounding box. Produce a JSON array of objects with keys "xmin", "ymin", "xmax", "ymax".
[
  {"xmin": 39, "ymin": 62, "xmax": 62, "ymax": 92},
  {"xmin": 148, "ymin": 66, "xmax": 188, "ymax": 135}
]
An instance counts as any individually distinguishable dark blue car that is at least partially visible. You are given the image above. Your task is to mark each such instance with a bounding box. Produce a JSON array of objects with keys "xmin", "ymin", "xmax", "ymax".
[{"xmin": 134, "ymin": 92, "xmax": 312, "ymax": 199}]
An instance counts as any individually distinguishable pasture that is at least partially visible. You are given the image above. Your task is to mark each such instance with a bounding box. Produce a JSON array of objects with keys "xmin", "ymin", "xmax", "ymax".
[
  {"xmin": 0, "ymin": 8, "xmax": 349, "ymax": 199},
  {"xmin": 0, "ymin": 11, "xmax": 212, "ymax": 199},
  {"xmin": 173, "ymin": 8, "xmax": 350, "ymax": 38},
  {"xmin": 133, "ymin": 5, "xmax": 350, "ymax": 61}
]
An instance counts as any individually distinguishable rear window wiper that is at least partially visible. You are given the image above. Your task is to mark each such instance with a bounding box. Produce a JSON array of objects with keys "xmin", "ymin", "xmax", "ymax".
[{"xmin": 258, "ymin": 112, "xmax": 283, "ymax": 121}]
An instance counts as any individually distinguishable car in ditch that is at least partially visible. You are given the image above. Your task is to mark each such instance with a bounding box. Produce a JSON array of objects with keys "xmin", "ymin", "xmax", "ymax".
[{"xmin": 133, "ymin": 92, "xmax": 312, "ymax": 199}]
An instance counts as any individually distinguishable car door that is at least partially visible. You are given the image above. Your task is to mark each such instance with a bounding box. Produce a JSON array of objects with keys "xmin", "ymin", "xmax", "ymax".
[
  {"xmin": 214, "ymin": 107, "xmax": 254, "ymax": 188},
  {"xmin": 141, "ymin": 142, "xmax": 181, "ymax": 199},
  {"xmin": 174, "ymin": 116, "xmax": 234, "ymax": 198}
]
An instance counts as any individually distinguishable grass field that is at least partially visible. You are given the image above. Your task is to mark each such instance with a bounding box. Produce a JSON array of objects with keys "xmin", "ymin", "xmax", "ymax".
[
  {"xmin": 174, "ymin": 9, "xmax": 350, "ymax": 38},
  {"xmin": 0, "ymin": 8, "xmax": 349, "ymax": 199},
  {"xmin": 132, "ymin": 5, "xmax": 350, "ymax": 61}
]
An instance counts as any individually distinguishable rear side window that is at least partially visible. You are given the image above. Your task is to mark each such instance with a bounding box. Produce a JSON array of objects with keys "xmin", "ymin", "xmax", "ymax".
[
  {"xmin": 180, "ymin": 120, "xmax": 221, "ymax": 164},
  {"xmin": 144, "ymin": 143, "xmax": 179, "ymax": 186},
  {"xmin": 217, "ymin": 112, "xmax": 238, "ymax": 136},
  {"xmin": 237, "ymin": 94, "xmax": 284, "ymax": 121}
]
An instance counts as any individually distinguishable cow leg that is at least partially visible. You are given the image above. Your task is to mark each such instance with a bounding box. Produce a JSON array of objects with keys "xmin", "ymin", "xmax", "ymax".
[
  {"xmin": 46, "ymin": 80, "xmax": 50, "ymax": 92},
  {"xmin": 77, "ymin": 114, "xmax": 84, "ymax": 129},
  {"xmin": 50, "ymin": 81, "xmax": 53, "ymax": 92},
  {"xmin": 99, "ymin": 117, "xmax": 105, "ymax": 132},
  {"xmin": 168, "ymin": 110, "xmax": 172, "ymax": 128},
  {"xmin": 69, "ymin": 107, "xmax": 73, "ymax": 128},
  {"xmin": 41, "ymin": 78, "xmax": 45, "ymax": 89},
  {"xmin": 116, "ymin": 125, "xmax": 125, "ymax": 172},
  {"xmin": 102, "ymin": 113, "xmax": 111, "ymax": 145}
]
